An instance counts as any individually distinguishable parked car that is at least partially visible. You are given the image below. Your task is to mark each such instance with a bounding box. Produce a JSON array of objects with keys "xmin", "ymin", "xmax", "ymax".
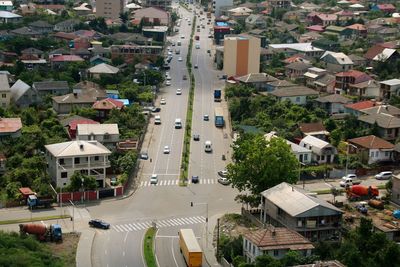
[
  {"xmin": 150, "ymin": 174, "xmax": 158, "ymax": 184},
  {"xmin": 176, "ymin": 88, "xmax": 182, "ymax": 95},
  {"xmin": 218, "ymin": 170, "xmax": 228, "ymax": 177},
  {"xmin": 218, "ymin": 177, "xmax": 230, "ymax": 185},
  {"xmin": 89, "ymin": 219, "xmax": 110, "ymax": 229},
  {"xmin": 183, "ymin": 74, "xmax": 187, "ymax": 80},
  {"xmin": 194, "ymin": 64, "xmax": 198, "ymax": 69},
  {"xmin": 166, "ymin": 81, "xmax": 171, "ymax": 86},
  {"xmin": 203, "ymin": 114, "xmax": 209, "ymax": 121},
  {"xmin": 339, "ymin": 174, "xmax": 361, "ymax": 187},
  {"xmin": 163, "ymin": 146, "xmax": 170, "ymax": 154},
  {"xmin": 375, "ymin": 171, "xmax": 393, "ymax": 180},
  {"xmin": 151, "ymin": 107, "xmax": 161, "ymax": 112},
  {"xmin": 191, "ymin": 176, "xmax": 199, "ymax": 184},
  {"xmin": 193, "ymin": 134, "xmax": 200, "ymax": 141},
  {"xmin": 178, "ymin": 57, "xmax": 183, "ymax": 61},
  {"xmin": 160, "ymin": 98, "xmax": 166, "ymax": 105},
  {"xmin": 140, "ymin": 151, "xmax": 149, "ymax": 160},
  {"xmin": 110, "ymin": 177, "xmax": 118, "ymax": 186}
]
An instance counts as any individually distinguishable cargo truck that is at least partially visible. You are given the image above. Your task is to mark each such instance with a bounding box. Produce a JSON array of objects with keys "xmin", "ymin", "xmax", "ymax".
[
  {"xmin": 214, "ymin": 89, "xmax": 221, "ymax": 102},
  {"xmin": 214, "ymin": 107, "xmax": 224, "ymax": 127},
  {"xmin": 19, "ymin": 223, "xmax": 62, "ymax": 242},
  {"xmin": 27, "ymin": 194, "xmax": 53, "ymax": 209},
  {"xmin": 179, "ymin": 229, "xmax": 202, "ymax": 267}
]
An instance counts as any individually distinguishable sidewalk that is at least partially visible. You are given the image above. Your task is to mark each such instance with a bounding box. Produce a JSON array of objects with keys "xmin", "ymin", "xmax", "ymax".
[
  {"xmin": 76, "ymin": 230, "xmax": 95, "ymax": 267},
  {"xmin": 202, "ymin": 214, "xmax": 223, "ymax": 267}
]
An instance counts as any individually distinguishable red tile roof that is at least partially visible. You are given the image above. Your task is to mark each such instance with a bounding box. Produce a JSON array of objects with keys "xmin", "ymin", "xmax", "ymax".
[
  {"xmin": 316, "ymin": 13, "xmax": 337, "ymax": 21},
  {"xmin": 377, "ymin": 4, "xmax": 395, "ymax": 11},
  {"xmin": 53, "ymin": 32, "xmax": 77, "ymax": 40},
  {"xmin": 92, "ymin": 98, "xmax": 124, "ymax": 110},
  {"xmin": 50, "ymin": 55, "xmax": 84, "ymax": 62},
  {"xmin": 344, "ymin": 100, "xmax": 377, "ymax": 110},
  {"xmin": 0, "ymin": 118, "xmax": 22, "ymax": 133},
  {"xmin": 245, "ymin": 228, "xmax": 314, "ymax": 251},
  {"xmin": 336, "ymin": 70, "xmax": 368, "ymax": 78},
  {"xmin": 68, "ymin": 119, "xmax": 99, "ymax": 130},
  {"xmin": 299, "ymin": 122, "xmax": 327, "ymax": 134},
  {"xmin": 307, "ymin": 25, "xmax": 325, "ymax": 32},
  {"xmin": 364, "ymin": 44, "xmax": 385, "ymax": 60},
  {"xmin": 346, "ymin": 23, "xmax": 366, "ymax": 31},
  {"xmin": 348, "ymin": 135, "xmax": 394, "ymax": 149}
]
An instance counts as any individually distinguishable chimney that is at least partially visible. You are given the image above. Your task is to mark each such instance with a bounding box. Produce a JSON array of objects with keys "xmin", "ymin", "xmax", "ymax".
[
  {"xmin": 79, "ymin": 144, "xmax": 84, "ymax": 150},
  {"xmin": 73, "ymin": 92, "xmax": 78, "ymax": 97}
]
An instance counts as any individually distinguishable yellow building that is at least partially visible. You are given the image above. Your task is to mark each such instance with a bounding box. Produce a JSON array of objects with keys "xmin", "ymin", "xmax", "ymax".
[{"xmin": 223, "ymin": 35, "xmax": 261, "ymax": 77}]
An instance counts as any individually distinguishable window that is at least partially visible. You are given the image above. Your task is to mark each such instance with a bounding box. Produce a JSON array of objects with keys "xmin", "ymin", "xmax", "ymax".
[
  {"xmin": 61, "ymin": 172, "xmax": 67, "ymax": 178},
  {"xmin": 104, "ymin": 134, "xmax": 110, "ymax": 140},
  {"xmin": 385, "ymin": 152, "xmax": 389, "ymax": 157},
  {"xmin": 375, "ymin": 151, "xmax": 379, "ymax": 157},
  {"xmin": 63, "ymin": 183, "xmax": 66, "ymax": 186},
  {"xmin": 321, "ymin": 155, "xmax": 325, "ymax": 161},
  {"xmin": 274, "ymin": 250, "xmax": 279, "ymax": 256},
  {"xmin": 304, "ymin": 154, "xmax": 308, "ymax": 161},
  {"xmin": 59, "ymin": 159, "xmax": 64, "ymax": 165},
  {"xmin": 95, "ymin": 156, "xmax": 99, "ymax": 161},
  {"xmin": 296, "ymin": 97, "xmax": 300, "ymax": 102},
  {"xmin": 370, "ymin": 152, "xmax": 374, "ymax": 157},
  {"xmin": 1, "ymin": 94, "xmax": 6, "ymax": 98},
  {"xmin": 297, "ymin": 219, "xmax": 303, "ymax": 227},
  {"xmin": 74, "ymin": 158, "xmax": 80, "ymax": 164}
]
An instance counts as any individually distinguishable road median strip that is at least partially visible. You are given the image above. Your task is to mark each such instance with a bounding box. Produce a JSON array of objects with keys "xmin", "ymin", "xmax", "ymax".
[
  {"xmin": 0, "ymin": 215, "xmax": 71, "ymax": 225},
  {"xmin": 312, "ymin": 184, "xmax": 386, "ymax": 195},
  {"xmin": 143, "ymin": 227, "xmax": 157, "ymax": 267},
  {"xmin": 179, "ymin": 15, "xmax": 196, "ymax": 186}
]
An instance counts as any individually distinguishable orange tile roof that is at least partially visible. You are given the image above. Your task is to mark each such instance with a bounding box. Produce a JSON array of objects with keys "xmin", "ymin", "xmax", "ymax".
[
  {"xmin": 299, "ymin": 122, "xmax": 326, "ymax": 134},
  {"xmin": 69, "ymin": 119, "xmax": 99, "ymax": 130},
  {"xmin": 0, "ymin": 118, "xmax": 22, "ymax": 133},
  {"xmin": 336, "ymin": 70, "xmax": 367, "ymax": 78},
  {"xmin": 346, "ymin": 23, "xmax": 366, "ymax": 31},
  {"xmin": 92, "ymin": 98, "xmax": 124, "ymax": 110},
  {"xmin": 344, "ymin": 100, "xmax": 377, "ymax": 110},
  {"xmin": 348, "ymin": 135, "xmax": 394, "ymax": 149}
]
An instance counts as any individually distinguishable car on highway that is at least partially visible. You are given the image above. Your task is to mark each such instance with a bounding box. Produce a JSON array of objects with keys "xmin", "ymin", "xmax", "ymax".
[
  {"xmin": 150, "ymin": 107, "xmax": 161, "ymax": 112},
  {"xmin": 180, "ymin": 35, "xmax": 185, "ymax": 39},
  {"xmin": 150, "ymin": 174, "xmax": 158, "ymax": 184},
  {"xmin": 339, "ymin": 174, "xmax": 360, "ymax": 187},
  {"xmin": 194, "ymin": 64, "xmax": 198, "ymax": 69},
  {"xmin": 163, "ymin": 146, "xmax": 170, "ymax": 154},
  {"xmin": 218, "ymin": 170, "xmax": 228, "ymax": 178},
  {"xmin": 166, "ymin": 81, "xmax": 171, "ymax": 86},
  {"xmin": 176, "ymin": 88, "xmax": 182, "ymax": 95},
  {"xmin": 140, "ymin": 151, "xmax": 149, "ymax": 160},
  {"xmin": 160, "ymin": 98, "xmax": 166, "ymax": 105},
  {"xmin": 193, "ymin": 134, "xmax": 200, "ymax": 141},
  {"xmin": 218, "ymin": 177, "xmax": 230, "ymax": 185},
  {"xmin": 166, "ymin": 75, "xmax": 171, "ymax": 80},
  {"xmin": 191, "ymin": 176, "xmax": 199, "ymax": 184},
  {"xmin": 89, "ymin": 219, "xmax": 110, "ymax": 229},
  {"xmin": 203, "ymin": 114, "xmax": 209, "ymax": 121},
  {"xmin": 178, "ymin": 57, "xmax": 183, "ymax": 61},
  {"xmin": 183, "ymin": 74, "xmax": 187, "ymax": 80},
  {"xmin": 375, "ymin": 171, "xmax": 393, "ymax": 180}
]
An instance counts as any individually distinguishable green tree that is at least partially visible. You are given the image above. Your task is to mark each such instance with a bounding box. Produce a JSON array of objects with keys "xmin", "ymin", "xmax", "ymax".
[
  {"xmin": 67, "ymin": 171, "xmax": 98, "ymax": 191},
  {"xmin": 227, "ymin": 134, "xmax": 299, "ymax": 195}
]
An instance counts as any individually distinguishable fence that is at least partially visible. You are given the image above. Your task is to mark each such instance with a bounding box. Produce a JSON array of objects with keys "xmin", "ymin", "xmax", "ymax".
[{"xmin": 58, "ymin": 186, "xmax": 124, "ymax": 203}]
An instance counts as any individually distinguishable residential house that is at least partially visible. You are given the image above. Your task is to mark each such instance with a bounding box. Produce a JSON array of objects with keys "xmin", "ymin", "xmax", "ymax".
[
  {"xmin": 54, "ymin": 19, "xmax": 79, "ymax": 32},
  {"xmin": 63, "ymin": 117, "xmax": 99, "ymax": 139},
  {"xmin": 307, "ymin": 25, "xmax": 325, "ymax": 33},
  {"xmin": 50, "ymin": 55, "xmax": 84, "ymax": 68},
  {"xmin": 304, "ymin": 68, "xmax": 336, "ymax": 93},
  {"xmin": 45, "ymin": 140, "xmax": 111, "ymax": 188},
  {"xmin": 348, "ymin": 135, "xmax": 394, "ymax": 165},
  {"xmin": 344, "ymin": 100, "xmax": 379, "ymax": 116},
  {"xmin": 212, "ymin": 0, "xmax": 233, "ymax": 17},
  {"xmin": 377, "ymin": 27, "xmax": 398, "ymax": 39},
  {"xmin": 10, "ymin": 79, "xmax": 37, "ymax": 107},
  {"xmin": 320, "ymin": 51, "xmax": 354, "ymax": 73},
  {"xmin": 0, "ymin": 73, "xmax": 10, "ymax": 108},
  {"xmin": 90, "ymin": 55, "xmax": 111, "ymax": 66},
  {"xmin": 299, "ymin": 122, "xmax": 329, "ymax": 141},
  {"xmin": 315, "ymin": 94, "xmax": 352, "ymax": 115},
  {"xmin": 391, "ymin": 175, "xmax": 400, "ymax": 206},
  {"xmin": 28, "ymin": 20, "xmax": 53, "ymax": 34},
  {"xmin": 348, "ymin": 79, "xmax": 380, "ymax": 99},
  {"xmin": 260, "ymin": 182, "xmax": 343, "ymax": 242},
  {"xmin": 267, "ymin": 0, "xmax": 291, "ymax": 9},
  {"xmin": 53, "ymin": 32, "xmax": 77, "ymax": 42},
  {"xmin": 19, "ymin": 54, "xmax": 47, "ymax": 70},
  {"xmin": 142, "ymin": 26, "xmax": 168, "ymax": 43},
  {"xmin": 348, "ymin": 54, "xmax": 367, "ymax": 67},
  {"xmin": 21, "ymin": 48, "xmax": 44, "ymax": 59},
  {"xmin": 269, "ymin": 86, "xmax": 319, "ymax": 105},
  {"xmin": 110, "ymin": 45, "xmax": 163, "ymax": 63},
  {"xmin": 269, "ymin": 43, "xmax": 324, "ymax": 58},
  {"xmin": 243, "ymin": 227, "xmax": 314, "ymax": 262},
  {"xmin": 87, "ymin": 63, "xmax": 119, "ymax": 79},
  {"xmin": 0, "ymin": 1, "xmax": 13, "ymax": 11},
  {"xmin": 371, "ymin": 4, "xmax": 396, "ymax": 14},
  {"xmin": 285, "ymin": 62, "xmax": 312, "ymax": 80},
  {"xmin": 245, "ymin": 14, "xmax": 266, "ymax": 29},
  {"xmin": 346, "ymin": 23, "xmax": 367, "ymax": 38},
  {"xmin": 380, "ymin": 79, "xmax": 400, "ymax": 100},
  {"xmin": 132, "ymin": 7, "xmax": 170, "ymax": 26},
  {"xmin": 92, "ymin": 98, "xmax": 124, "ymax": 119},
  {"xmin": 323, "ymin": 25, "xmax": 353, "ymax": 41},
  {"xmin": 362, "ymin": 104, "xmax": 400, "ymax": 118},
  {"xmin": 312, "ymin": 13, "xmax": 338, "ymax": 27},
  {"xmin": 52, "ymin": 83, "xmax": 106, "ymax": 114},
  {"xmin": 76, "ymin": 124, "xmax": 119, "ymax": 148},
  {"xmin": 33, "ymin": 81, "xmax": 70, "ymax": 102},
  {"xmin": 73, "ymin": 3, "xmax": 92, "ymax": 16},
  {"xmin": 265, "ymin": 80, "xmax": 296, "ymax": 92},
  {"xmin": 10, "ymin": 27, "xmax": 40, "ymax": 38},
  {"xmin": 335, "ymin": 70, "xmax": 372, "ymax": 95},
  {"xmin": 311, "ymin": 38, "xmax": 340, "ymax": 52},
  {"xmin": 364, "ymin": 44, "xmax": 400, "ymax": 65},
  {"xmin": 335, "ymin": 10, "xmax": 355, "ymax": 24},
  {"xmin": 299, "ymin": 135, "xmax": 337, "ymax": 164},
  {"xmin": 358, "ymin": 112, "xmax": 400, "ymax": 141},
  {"xmin": 235, "ymin": 73, "xmax": 278, "ymax": 91},
  {"xmin": 264, "ymin": 131, "xmax": 312, "ymax": 165},
  {"xmin": 0, "ymin": 11, "xmax": 21, "ymax": 23},
  {"xmin": 0, "ymin": 117, "xmax": 22, "ymax": 139}
]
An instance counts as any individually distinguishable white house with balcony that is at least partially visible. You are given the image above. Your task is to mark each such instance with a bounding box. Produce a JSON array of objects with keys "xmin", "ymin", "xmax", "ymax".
[
  {"xmin": 45, "ymin": 140, "xmax": 111, "ymax": 188},
  {"xmin": 76, "ymin": 123, "xmax": 119, "ymax": 149},
  {"xmin": 299, "ymin": 135, "xmax": 337, "ymax": 164}
]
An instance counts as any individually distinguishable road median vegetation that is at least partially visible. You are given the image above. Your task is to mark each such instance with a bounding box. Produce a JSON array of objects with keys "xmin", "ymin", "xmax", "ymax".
[
  {"xmin": 143, "ymin": 227, "xmax": 157, "ymax": 267},
  {"xmin": 0, "ymin": 214, "xmax": 71, "ymax": 225}
]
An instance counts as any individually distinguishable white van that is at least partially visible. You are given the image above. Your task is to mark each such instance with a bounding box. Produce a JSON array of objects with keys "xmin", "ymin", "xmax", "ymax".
[
  {"xmin": 204, "ymin": 140, "xmax": 212, "ymax": 152},
  {"xmin": 154, "ymin": 115, "xmax": 161, "ymax": 125},
  {"xmin": 175, "ymin": 118, "xmax": 182, "ymax": 129}
]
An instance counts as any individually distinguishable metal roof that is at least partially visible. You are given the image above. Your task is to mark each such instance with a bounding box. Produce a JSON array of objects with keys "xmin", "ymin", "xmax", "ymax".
[{"xmin": 45, "ymin": 140, "xmax": 111, "ymax": 157}]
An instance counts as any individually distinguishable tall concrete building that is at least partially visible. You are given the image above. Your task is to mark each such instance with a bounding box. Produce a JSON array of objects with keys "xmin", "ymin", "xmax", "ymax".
[
  {"xmin": 96, "ymin": 0, "xmax": 124, "ymax": 19},
  {"xmin": 142, "ymin": 0, "xmax": 171, "ymax": 10},
  {"xmin": 212, "ymin": 0, "xmax": 233, "ymax": 17},
  {"xmin": 223, "ymin": 35, "xmax": 261, "ymax": 77}
]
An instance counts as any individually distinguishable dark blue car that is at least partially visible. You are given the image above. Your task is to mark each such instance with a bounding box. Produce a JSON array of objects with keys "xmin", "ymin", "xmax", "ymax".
[{"xmin": 89, "ymin": 219, "xmax": 110, "ymax": 229}]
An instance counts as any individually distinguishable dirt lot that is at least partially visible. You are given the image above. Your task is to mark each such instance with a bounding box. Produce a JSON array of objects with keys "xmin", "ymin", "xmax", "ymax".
[
  {"xmin": 212, "ymin": 214, "xmax": 256, "ymax": 244},
  {"xmin": 47, "ymin": 232, "xmax": 80, "ymax": 267}
]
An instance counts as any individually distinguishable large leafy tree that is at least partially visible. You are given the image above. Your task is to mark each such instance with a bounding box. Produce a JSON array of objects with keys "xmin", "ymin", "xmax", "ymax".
[{"xmin": 227, "ymin": 134, "xmax": 299, "ymax": 195}]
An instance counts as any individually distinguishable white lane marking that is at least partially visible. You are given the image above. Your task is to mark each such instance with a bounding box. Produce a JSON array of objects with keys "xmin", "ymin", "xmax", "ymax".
[
  {"xmin": 186, "ymin": 217, "xmax": 197, "ymax": 224},
  {"xmin": 140, "ymin": 181, "xmax": 144, "ymax": 187},
  {"xmin": 156, "ymin": 235, "xmax": 179, "ymax": 238},
  {"xmin": 123, "ymin": 231, "xmax": 129, "ymax": 244},
  {"xmin": 169, "ymin": 219, "xmax": 179, "ymax": 226},
  {"xmin": 175, "ymin": 218, "xmax": 186, "ymax": 225},
  {"xmin": 171, "ymin": 236, "xmax": 179, "ymax": 267},
  {"xmin": 114, "ymin": 225, "xmax": 122, "ymax": 232},
  {"xmin": 125, "ymin": 224, "xmax": 133, "ymax": 231},
  {"xmin": 129, "ymin": 223, "xmax": 138, "ymax": 231},
  {"xmin": 141, "ymin": 231, "xmax": 146, "ymax": 267}
]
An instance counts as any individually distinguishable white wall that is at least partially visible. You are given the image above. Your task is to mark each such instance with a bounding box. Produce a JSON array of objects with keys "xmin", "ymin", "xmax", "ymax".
[{"xmin": 368, "ymin": 149, "xmax": 392, "ymax": 164}]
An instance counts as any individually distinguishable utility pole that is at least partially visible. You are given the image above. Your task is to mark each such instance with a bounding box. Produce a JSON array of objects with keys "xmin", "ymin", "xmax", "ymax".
[
  {"xmin": 216, "ymin": 218, "xmax": 220, "ymax": 261},
  {"xmin": 69, "ymin": 200, "xmax": 75, "ymax": 232}
]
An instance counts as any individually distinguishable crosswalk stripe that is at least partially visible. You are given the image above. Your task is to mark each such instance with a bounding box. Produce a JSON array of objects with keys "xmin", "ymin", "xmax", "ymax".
[
  {"xmin": 162, "ymin": 220, "xmax": 171, "ymax": 226},
  {"xmin": 193, "ymin": 216, "xmax": 204, "ymax": 223},
  {"xmin": 167, "ymin": 180, "xmax": 171, "ymax": 185},
  {"xmin": 124, "ymin": 224, "xmax": 132, "ymax": 231},
  {"xmin": 186, "ymin": 217, "xmax": 197, "ymax": 224},
  {"xmin": 199, "ymin": 179, "xmax": 203, "ymax": 184},
  {"xmin": 120, "ymin": 225, "xmax": 130, "ymax": 232},
  {"xmin": 140, "ymin": 181, "xmax": 144, "ymax": 187},
  {"xmin": 137, "ymin": 223, "xmax": 146, "ymax": 229},
  {"xmin": 170, "ymin": 219, "xmax": 180, "ymax": 225},
  {"xmin": 129, "ymin": 223, "xmax": 138, "ymax": 231},
  {"xmin": 143, "ymin": 222, "xmax": 151, "ymax": 228},
  {"xmin": 176, "ymin": 218, "xmax": 186, "ymax": 225},
  {"xmin": 114, "ymin": 225, "xmax": 123, "ymax": 232},
  {"xmin": 158, "ymin": 221, "xmax": 167, "ymax": 227},
  {"xmin": 143, "ymin": 181, "xmax": 148, "ymax": 186}
]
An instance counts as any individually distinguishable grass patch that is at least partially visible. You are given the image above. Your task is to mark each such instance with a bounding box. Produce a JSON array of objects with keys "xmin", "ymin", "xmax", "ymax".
[
  {"xmin": 143, "ymin": 227, "xmax": 157, "ymax": 267},
  {"xmin": 179, "ymin": 16, "xmax": 196, "ymax": 185},
  {"xmin": 0, "ymin": 215, "xmax": 71, "ymax": 225}
]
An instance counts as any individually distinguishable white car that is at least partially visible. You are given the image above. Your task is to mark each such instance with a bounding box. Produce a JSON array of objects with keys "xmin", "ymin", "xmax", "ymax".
[
  {"xmin": 163, "ymin": 146, "xmax": 170, "ymax": 154},
  {"xmin": 160, "ymin": 98, "xmax": 166, "ymax": 105},
  {"xmin": 166, "ymin": 81, "xmax": 171, "ymax": 86},
  {"xmin": 167, "ymin": 51, "xmax": 172, "ymax": 56},
  {"xmin": 375, "ymin": 171, "xmax": 393, "ymax": 180},
  {"xmin": 165, "ymin": 72, "xmax": 170, "ymax": 77},
  {"xmin": 194, "ymin": 64, "xmax": 198, "ymax": 69},
  {"xmin": 180, "ymin": 35, "xmax": 185, "ymax": 39},
  {"xmin": 166, "ymin": 75, "xmax": 171, "ymax": 80},
  {"xmin": 178, "ymin": 57, "xmax": 183, "ymax": 62},
  {"xmin": 176, "ymin": 88, "xmax": 182, "ymax": 95},
  {"xmin": 150, "ymin": 174, "xmax": 158, "ymax": 185}
]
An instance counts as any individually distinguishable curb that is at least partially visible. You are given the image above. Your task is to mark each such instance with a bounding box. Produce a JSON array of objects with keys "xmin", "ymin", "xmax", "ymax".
[{"xmin": 76, "ymin": 229, "xmax": 95, "ymax": 267}]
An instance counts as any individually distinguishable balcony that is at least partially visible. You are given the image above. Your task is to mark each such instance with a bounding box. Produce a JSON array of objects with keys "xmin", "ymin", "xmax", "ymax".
[{"xmin": 58, "ymin": 161, "xmax": 110, "ymax": 170}]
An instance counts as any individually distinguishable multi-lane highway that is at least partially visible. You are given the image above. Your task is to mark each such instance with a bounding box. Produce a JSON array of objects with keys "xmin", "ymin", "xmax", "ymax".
[{"xmin": 88, "ymin": 3, "xmax": 240, "ymax": 267}]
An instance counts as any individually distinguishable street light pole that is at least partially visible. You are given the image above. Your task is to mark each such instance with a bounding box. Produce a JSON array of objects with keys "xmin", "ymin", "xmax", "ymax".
[
  {"xmin": 81, "ymin": 178, "xmax": 84, "ymax": 204},
  {"xmin": 345, "ymin": 143, "xmax": 357, "ymax": 176},
  {"xmin": 69, "ymin": 200, "xmax": 75, "ymax": 232},
  {"xmin": 191, "ymin": 201, "xmax": 209, "ymax": 248}
]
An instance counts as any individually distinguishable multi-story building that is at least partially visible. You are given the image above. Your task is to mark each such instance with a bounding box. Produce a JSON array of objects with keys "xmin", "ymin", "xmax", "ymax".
[
  {"xmin": 223, "ymin": 35, "xmax": 260, "ymax": 77},
  {"xmin": 380, "ymin": 79, "xmax": 400, "ymax": 100},
  {"xmin": 260, "ymin": 182, "xmax": 343, "ymax": 242},
  {"xmin": 76, "ymin": 124, "xmax": 120, "ymax": 149},
  {"xmin": 96, "ymin": 0, "xmax": 124, "ymax": 19},
  {"xmin": 0, "ymin": 73, "xmax": 10, "ymax": 108},
  {"xmin": 299, "ymin": 135, "xmax": 337, "ymax": 164},
  {"xmin": 142, "ymin": 0, "xmax": 171, "ymax": 10},
  {"xmin": 110, "ymin": 45, "xmax": 163, "ymax": 63},
  {"xmin": 335, "ymin": 70, "xmax": 372, "ymax": 95},
  {"xmin": 212, "ymin": 0, "xmax": 233, "ymax": 17},
  {"xmin": 45, "ymin": 140, "xmax": 111, "ymax": 188}
]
